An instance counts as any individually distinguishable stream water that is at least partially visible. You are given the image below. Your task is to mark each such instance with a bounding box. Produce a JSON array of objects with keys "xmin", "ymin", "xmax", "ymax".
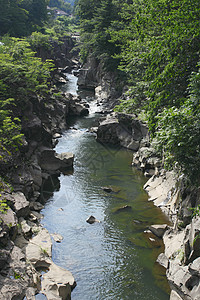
[{"xmin": 40, "ymin": 74, "xmax": 170, "ymax": 300}]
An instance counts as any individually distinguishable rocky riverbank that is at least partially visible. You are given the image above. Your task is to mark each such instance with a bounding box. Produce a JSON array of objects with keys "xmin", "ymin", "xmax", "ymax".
[
  {"xmin": 77, "ymin": 59, "xmax": 200, "ymax": 299},
  {"xmin": 94, "ymin": 108, "xmax": 200, "ymax": 300},
  {"xmin": 0, "ymin": 37, "xmax": 90, "ymax": 299}
]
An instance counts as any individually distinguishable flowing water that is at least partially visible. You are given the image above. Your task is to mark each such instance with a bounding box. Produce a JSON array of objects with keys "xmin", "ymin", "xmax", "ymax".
[{"xmin": 40, "ymin": 74, "xmax": 170, "ymax": 300}]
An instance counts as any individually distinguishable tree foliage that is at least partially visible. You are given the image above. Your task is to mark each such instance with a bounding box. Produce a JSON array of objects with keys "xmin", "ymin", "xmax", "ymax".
[
  {"xmin": 0, "ymin": 38, "xmax": 54, "ymax": 160},
  {"xmin": 76, "ymin": 0, "xmax": 121, "ymax": 69},
  {"xmin": 48, "ymin": 0, "xmax": 72, "ymax": 13},
  {"xmin": 0, "ymin": 0, "xmax": 49, "ymax": 37}
]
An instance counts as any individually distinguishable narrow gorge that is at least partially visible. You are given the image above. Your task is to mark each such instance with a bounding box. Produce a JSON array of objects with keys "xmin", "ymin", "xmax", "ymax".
[{"xmin": 0, "ymin": 32, "xmax": 200, "ymax": 300}]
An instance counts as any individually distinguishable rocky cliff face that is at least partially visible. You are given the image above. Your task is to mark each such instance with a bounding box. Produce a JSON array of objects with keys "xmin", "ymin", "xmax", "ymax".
[{"xmin": 77, "ymin": 56, "xmax": 121, "ymax": 107}]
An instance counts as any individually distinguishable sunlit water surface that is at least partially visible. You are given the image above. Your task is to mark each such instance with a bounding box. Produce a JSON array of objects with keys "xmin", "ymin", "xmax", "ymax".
[{"xmin": 40, "ymin": 74, "xmax": 170, "ymax": 300}]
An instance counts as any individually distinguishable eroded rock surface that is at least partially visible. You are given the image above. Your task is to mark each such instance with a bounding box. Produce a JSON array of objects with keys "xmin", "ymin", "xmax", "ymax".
[{"xmin": 96, "ymin": 112, "xmax": 148, "ymax": 151}]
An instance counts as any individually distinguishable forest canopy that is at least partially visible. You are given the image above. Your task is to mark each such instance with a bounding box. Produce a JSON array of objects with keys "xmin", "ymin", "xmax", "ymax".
[{"xmin": 0, "ymin": 0, "xmax": 49, "ymax": 37}]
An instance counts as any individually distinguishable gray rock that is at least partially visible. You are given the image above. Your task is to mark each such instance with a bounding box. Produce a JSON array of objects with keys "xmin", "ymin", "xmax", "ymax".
[
  {"xmin": 167, "ymin": 259, "xmax": 200, "ymax": 300},
  {"xmin": 25, "ymin": 287, "xmax": 37, "ymax": 300},
  {"xmin": 189, "ymin": 258, "xmax": 200, "ymax": 277},
  {"xmin": 25, "ymin": 228, "xmax": 52, "ymax": 268},
  {"xmin": 19, "ymin": 218, "xmax": 32, "ymax": 238},
  {"xmin": 29, "ymin": 202, "xmax": 44, "ymax": 212},
  {"xmin": 51, "ymin": 233, "xmax": 63, "ymax": 243},
  {"xmin": 0, "ymin": 208, "xmax": 18, "ymax": 240},
  {"xmin": 30, "ymin": 211, "xmax": 44, "ymax": 222},
  {"xmin": 86, "ymin": 216, "xmax": 100, "ymax": 224},
  {"xmin": 0, "ymin": 249, "xmax": 10, "ymax": 271},
  {"xmin": 156, "ymin": 253, "xmax": 169, "ymax": 269},
  {"xmin": 188, "ymin": 217, "xmax": 200, "ymax": 262},
  {"xmin": 149, "ymin": 224, "xmax": 168, "ymax": 238},
  {"xmin": 0, "ymin": 276, "xmax": 27, "ymax": 300},
  {"xmin": 42, "ymin": 262, "xmax": 76, "ymax": 300},
  {"xmin": 12, "ymin": 192, "xmax": 30, "ymax": 218},
  {"xmin": 114, "ymin": 205, "xmax": 132, "ymax": 214},
  {"xmin": 96, "ymin": 112, "xmax": 148, "ymax": 150},
  {"xmin": 170, "ymin": 290, "xmax": 183, "ymax": 300},
  {"xmin": 29, "ymin": 164, "xmax": 42, "ymax": 189},
  {"xmin": 0, "ymin": 246, "xmax": 33, "ymax": 300},
  {"xmin": 55, "ymin": 152, "xmax": 74, "ymax": 169},
  {"xmin": 69, "ymin": 101, "xmax": 89, "ymax": 116},
  {"xmin": 39, "ymin": 149, "xmax": 74, "ymax": 172}
]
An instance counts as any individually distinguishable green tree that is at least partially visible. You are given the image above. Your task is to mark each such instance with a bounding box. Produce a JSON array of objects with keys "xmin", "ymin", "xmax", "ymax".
[
  {"xmin": 111, "ymin": 0, "xmax": 200, "ymax": 128},
  {"xmin": 0, "ymin": 38, "xmax": 54, "ymax": 160},
  {"xmin": 0, "ymin": 0, "xmax": 48, "ymax": 37},
  {"xmin": 76, "ymin": 0, "xmax": 121, "ymax": 69},
  {"xmin": 0, "ymin": 0, "xmax": 29, "ymax": 36},
  {"xmin": 48, "ymin": 0, "xmax": 72, "ymax": 13}
]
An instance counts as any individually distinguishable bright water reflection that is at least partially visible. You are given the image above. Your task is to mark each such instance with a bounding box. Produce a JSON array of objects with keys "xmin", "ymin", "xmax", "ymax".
[{"xmin": 41, "ymin": 74, "xmax": 170, "ymax": 300}]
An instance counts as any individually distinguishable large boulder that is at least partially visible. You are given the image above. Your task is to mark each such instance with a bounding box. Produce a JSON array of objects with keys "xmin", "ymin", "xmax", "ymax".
[
  {"xmin": 69, "ymin": 102, "xmax": 89, "ymax": 116},
  {"xmin": 42, "ymin": 262, "xmax": 76, "ymax": 300},
  {"xmin": 69, "ymin": 96, "xmax": 89, "ymax": 116},
  {"xmin": 96, "ymin": 112, "xmax": 148, "ymax": 151},
  {"xmin": 149, "ymin": 224, "xmax": 168, "ymax": 238},
  {"xmin": 25, "ymin": 228, "xmax": 52, "ymax": 268}
]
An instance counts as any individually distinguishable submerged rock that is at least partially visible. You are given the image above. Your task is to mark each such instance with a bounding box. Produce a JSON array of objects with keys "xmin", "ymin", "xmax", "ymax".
[
  {"xmin": 102, "ymin": 186, "xmax": 113, "ymax": 193},
  {"xmin": 101, "ymin": 186, "xmax": 121, "ymax": 193},
  {"xmin": 114, "ymin": 205, "xmax": 132, "ymax": 214}
]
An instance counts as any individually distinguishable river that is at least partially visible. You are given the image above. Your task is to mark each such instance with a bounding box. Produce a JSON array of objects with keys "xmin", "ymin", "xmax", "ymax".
[{"xmin": 40, "ymin": 73, "xmax": 170, "ymax": 300}]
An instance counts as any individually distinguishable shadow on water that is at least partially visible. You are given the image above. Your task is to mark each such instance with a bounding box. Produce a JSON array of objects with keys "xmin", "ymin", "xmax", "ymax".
[{"xmin": 40, "ymin": 73, "xmax": 170, "ymax": 300}]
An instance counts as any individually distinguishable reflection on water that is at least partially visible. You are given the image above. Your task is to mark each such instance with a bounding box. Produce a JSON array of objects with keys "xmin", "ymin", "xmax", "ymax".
[{"xmin": 41, "ymin": 74, "xmax": 170, "ymax": 300}]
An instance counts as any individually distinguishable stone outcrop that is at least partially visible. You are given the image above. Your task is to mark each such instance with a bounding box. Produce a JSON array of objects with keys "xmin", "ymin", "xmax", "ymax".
[
  {"xmin": 143, "ymin": 168, "xmax": 200, "ymax": 299},
  {"xmin": 132, "ymin": 146, "xmax": 162, "ymax": 177},
  {"xmin": 77, "ymin": 57, "xmax": 99, "ymax": 89},
  {"xmin": 39, "ymin": 149, "xmax": 74, "ymax": 172},
  {"xmin": 96, "ymin": 112, "xmax": 149, "ymax": 151},
  {"xmin": 25, "ymin": 227, "xmax": 76, "ymax": 300},
  {"xmin": 161, "ymin": 221, "xmax": 200, "ymax": 300},
  {"xmin": 149, "ymin": 224, "xmax": 168, "ymax": 238},
  {"xmin": 144, "ymin": 170, "xmax": 179, "ymax": 217},
  {"xmin": 77, "ymin": 56, "xmax": 121, "ymax": 107},
  {"xmin": 42, "ymin": 262, "xmax": 76, "ymax": 300},
  {"xmin": 68, "ymin": 95, "xmax": 89, "ymax": 116}
]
